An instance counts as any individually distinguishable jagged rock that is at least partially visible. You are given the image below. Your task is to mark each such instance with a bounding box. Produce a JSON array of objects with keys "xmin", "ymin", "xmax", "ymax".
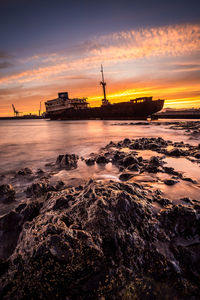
[
  {"xmin": 149, "ymin": 156, "xmax": 161, "ymax": 166},
  {"xmin": 163, "ymin": 166, "xmax": 180, "ymax": 176},
  {"xmin": 119, "ymin": 172, "xmax": 134, "ymax": 181},
  {"xmin": 122, "ymin": 138, "xmax": 131, "ymax": 146},
  {"xmin": 168, "ymin": 148, "xmax": 184, "ymax": 157},
  {"xmin": 36, "ymin": 168, "xmax": 44, "ymax": 175},
  {"xmin": 145, "ymin": 163, "xmax": 160, "ymax": 173},
  {"xmin": 194, "ymin": 152, "xmax": 200, "ymax": 159},
  {"xmin": 26, "ymin": 181, "xmax": 55, "ymax": 198},
  {"xmin": 56, "ymin": 153, "xmax": 79, "ymax": 169},
  {"xmin": 129, "ymin": 142, "xmax": 143, "ymax": 150},
  {"xmin": 0, "ymin": 184, "xmax": 15, "ymax": 203},
  {"xmin": 55, "ymin": 180, "xmax": 66, "ymax": 190},
  {"xmin": 0, "ymin": 211, "xmax": 22, "ymax": 259},
  {"xmin": 0, "ymin": 180, "xmax": 200, "ymax": 299},
  {"xmin": 121, "ymin": 155, "xmax": 139, "ymax": 167},
  {"xmin": 17, "ymin": 168, "xmax": 33, "ymax": 176},
  {"xmin": 182, "ymin": 177, "xmax": 197, "ymax": 183},
  {"xmin": 96, "ymin": 155, "xmax": 108, "ymax": 164},
  {"xmin": 147, "ymin": 142, "xmax": 159, "ymax": 150},
  {"xmin": 127, "ymin": 163, "xmax": 140, "ymax": 171},
  {"xmin": 164, "ymin": 179, "xmax": 178, "ymax": 185},
  {"xmin": 85, "ymin": 158, "xmax": 95, "ymax": 166},
  {"xmin": 112, "ymin": 151, "xmax": 126, "ymax": 163}
]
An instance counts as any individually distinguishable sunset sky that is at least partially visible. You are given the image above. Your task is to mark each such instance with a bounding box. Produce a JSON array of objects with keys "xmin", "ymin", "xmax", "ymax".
[{"xmin": 0, "ymin": 0, "xmax": 200, "ymax": 116}]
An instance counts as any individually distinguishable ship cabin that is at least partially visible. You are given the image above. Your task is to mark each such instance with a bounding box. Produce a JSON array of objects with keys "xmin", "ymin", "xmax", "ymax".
[
  {"xmin": 130, "ymin": 96, "xmax": 153, "ymax": 104},
  {"xmin": 45, "ymin": 92, "xmax": 89, "ymax": 113}
]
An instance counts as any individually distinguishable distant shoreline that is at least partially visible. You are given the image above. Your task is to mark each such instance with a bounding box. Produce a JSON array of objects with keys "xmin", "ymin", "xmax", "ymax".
[
  {"xmin": 0, "ymin": 115, "xmax": 200, "ymax": 120},
  {"xmin": 0, "ymin": 116, "xmax": 44, "ymax": 120}
]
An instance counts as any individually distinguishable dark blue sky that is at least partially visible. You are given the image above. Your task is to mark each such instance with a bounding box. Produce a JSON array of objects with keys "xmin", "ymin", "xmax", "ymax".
[{"xmin": 0, "ymin": 0, "xmax": 200, "ymax": 56}]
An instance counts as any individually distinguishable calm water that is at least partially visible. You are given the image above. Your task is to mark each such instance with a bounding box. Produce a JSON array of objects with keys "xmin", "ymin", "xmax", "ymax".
[
  {"xmin": 0, "ymin": 119, "xmax": 199, "ymax": 173},
  {"xmin": 0, "ymin": 119, "xmax": 200, "ymax": 215}
]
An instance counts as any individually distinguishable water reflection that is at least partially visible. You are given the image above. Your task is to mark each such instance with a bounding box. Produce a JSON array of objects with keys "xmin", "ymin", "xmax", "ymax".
[{"xmin": 0, "ymin": 119, "xmax": 199, "ymax": 173}]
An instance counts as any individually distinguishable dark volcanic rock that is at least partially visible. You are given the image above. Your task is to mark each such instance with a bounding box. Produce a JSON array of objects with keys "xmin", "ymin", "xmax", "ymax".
[
  {"xmin": 127, "ymin": 163, "xmax": 140, "ymax": 172},
  {"xmin": 56, "ymin": 153, "xmax": 79, "ymax": 169},
  {"xmin": 119, "ymin": 172, "xmax": 134, "ymax": 181},
  {"xmin": 149, "ymin": 156, "xmax": 162, "ymax": 166},
  {"xmin": 96, "ymin": 155, "xmax": 108, "ymax": 164},
  {"xmin": 122, "ymin": 138, "xmax": 131, "ymax": 146},
  {"xmin": 167, "ymin": 148, "xmax": 184, "ymax": 157},
  {"xmin": 26, "ymin": 180, "xmax": 55, "ymax": 198},
  {"xmin": 0, "ymin": 211, "xmax": 22, "ymax": 259},
  {"xmin": 164, "ymin": 179, "xmax": 179, "ymax": 185},
  {"xmin": 129, "ymin": 142, "xmax": 143, "ymax": 150},
  {"xmin": 0, "ymin": 184, "xmax": 15, "ymax": 203},
  {"xmin": 0, "ymin": 180, "xmax": 200, "ymax": 299},
  {"xmin": 194, "ymin": 152, "xmax": 200, "ymax": 159},
  {"xmin": 121, "ymin": 155, "xmax": 139, "ymax": 167},
  {"xmin": 17, "ymin": 168, "xmax": 33, "ymax": 176},
  {"xmin": 85, "ymin": 158, "xmax": 95, "ymax": 166}
]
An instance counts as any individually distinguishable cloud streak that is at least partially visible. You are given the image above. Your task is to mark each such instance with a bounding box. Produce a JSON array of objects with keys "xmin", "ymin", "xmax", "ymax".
[{"xmin": 1, "ymin": 23, "xmax": 200, "ymax": 85}]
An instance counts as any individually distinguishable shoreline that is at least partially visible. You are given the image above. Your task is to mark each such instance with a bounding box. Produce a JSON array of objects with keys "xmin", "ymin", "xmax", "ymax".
[
  {"xmin": 0, "ymin": 132, "xmax": 200, "ymax": 299},
  {"xmin": 1, "ymin": 115, "xmax": 200, "ymax": 120}
]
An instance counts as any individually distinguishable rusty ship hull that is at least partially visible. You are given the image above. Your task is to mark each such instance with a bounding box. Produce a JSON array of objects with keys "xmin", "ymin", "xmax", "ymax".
[{"xmin": 46, "ymin": 98, "xmax": 164, "ymax": 120}]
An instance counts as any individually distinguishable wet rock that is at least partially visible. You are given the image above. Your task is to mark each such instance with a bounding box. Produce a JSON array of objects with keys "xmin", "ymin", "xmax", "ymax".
[
  {"xmin": 17, "ymin": 167, "xmax": 33, "ymax": 176},
  {"xmin": 0, "ymin": 180, "xmax": 200, "ymax": 299},
  {"xmin": 182, "ymin": 177, "xmax": 197, "ymax": 183},
  {"xmin": 0, "ymin": 184, "xmax": 15, "ymax": 203},
  {"xmin": 180, "ymin": 197, "xmax": 193, "ymax": 204},
  {"xmin": 127, "ymin": 163, "xmax": 140, "ymax": 172},
  {"xmin": 147, "ymin": 142, "xmax": 159, "ymax": 150},
  {"xmin": 52, "ymin": 196, "xmax": 70, "ymax": 210},
  {"xmin": 85, "ymin": 158, "xmax": 95, "ymax": 166},
  {"xmin": 15, "ymin": 203, "xmax": 27, "ymax": 213},
  {"xmin": 163, "ymin": 166, "xmax": 180, "ymax": 176},
  {"xmin": 149, "ymin": 156, "xmax": 161, "ymax": 166},
  {"xmin": 145, "ymin": 164, "xmax": 160, "ymax": 173},
  {"xmin": 194, "ymin": 152, "xmax": 200, "ymax": 159},
  {"xmin": 56, "ymin": 153, "xmax": 79, "ymax": 169},
  {"xmin": 121, "ymin": 155, "xmax": 139, "ymax": 167},
  {"xmin": 168, "ymin": 148, "xmax": 184, "ymax": 157},
  {"xmin": 156, "ymin": 198, "xmax": 172, "ymax": 206},
  {"xmin": 119, "ymin": 172, "xmax": 134, "ymax": 181},
  {"xmin": 26, "ymin": 181, "xmax": 55, "ymax": 198},
  {"xmin": 55, "ymin": 180, "xmax": 66, "ymax": 190},
  {"xmin": 0, "ymin": 211, "xmax": 22, "ymax": 259},
  {"xmin": 122, "ymin": 138, "xmax": 131, "ymax": 146},
  {"xmin": 36, "ymin": 168, "xmax": 44, "ymax": 175},
  {"xmin": 164, "ymin": 179, "xmax": 179, "ymax": 185},
  {"xmin": 112, "ymin": 151, "xmax": 126, "ymax": 164},
  {"xmin": 129, "ymin": 142, "xmax": 143, "ymax": 150},
  {"xmin": 96, "ymin": 155, "xmax": 108, "ymax": 164}
]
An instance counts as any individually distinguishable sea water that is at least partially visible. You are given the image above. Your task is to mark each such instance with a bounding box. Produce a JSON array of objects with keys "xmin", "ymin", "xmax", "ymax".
[{"xmin": 0, "ymin": 119, "xmax": 199, "ymax": 173}]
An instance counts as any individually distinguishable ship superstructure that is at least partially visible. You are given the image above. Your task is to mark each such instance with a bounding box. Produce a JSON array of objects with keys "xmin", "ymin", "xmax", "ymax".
[{"xmin": 45, "ymin": 92, "xmax": 88, "ymax": 116}]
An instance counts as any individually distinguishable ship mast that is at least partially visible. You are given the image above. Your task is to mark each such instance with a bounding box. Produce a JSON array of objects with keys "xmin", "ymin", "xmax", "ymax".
[{"xmin": 100, "ymin": 65, "xmax": 110, "ymax": 105}]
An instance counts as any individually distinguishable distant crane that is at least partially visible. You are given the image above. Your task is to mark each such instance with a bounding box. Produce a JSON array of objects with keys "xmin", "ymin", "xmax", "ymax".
[
  {"xmin": 12, "ymin": 104, "xmax": 22, "ymax": 117},
  {"xmin": 38, "ymin": 101, "xmax": 42, "ymax": 116},
  {"xmin": 100, "ymin": 65, "xmax": 110, "ymax": 106}
]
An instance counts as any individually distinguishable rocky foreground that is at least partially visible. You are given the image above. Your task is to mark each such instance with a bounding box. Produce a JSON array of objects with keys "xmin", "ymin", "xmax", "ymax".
[{"xmin": 0, "ymin": 137, "xmax": 200, "ymax": 299}]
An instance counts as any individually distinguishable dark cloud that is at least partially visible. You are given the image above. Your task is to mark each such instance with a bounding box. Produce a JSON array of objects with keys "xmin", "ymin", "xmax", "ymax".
[
  {"xmin": 0, "ymin": 51, "xmax": 12, "ymax": 59},
  {"xmin": 0, "ymin": 62, "xmax": 12, "ymax": 69}
]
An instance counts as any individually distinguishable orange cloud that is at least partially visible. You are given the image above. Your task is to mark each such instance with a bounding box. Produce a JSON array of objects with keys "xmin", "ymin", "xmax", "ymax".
[{"xmin": 1, "ymin": 23, "xmax": 200, "ymax": 86}]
